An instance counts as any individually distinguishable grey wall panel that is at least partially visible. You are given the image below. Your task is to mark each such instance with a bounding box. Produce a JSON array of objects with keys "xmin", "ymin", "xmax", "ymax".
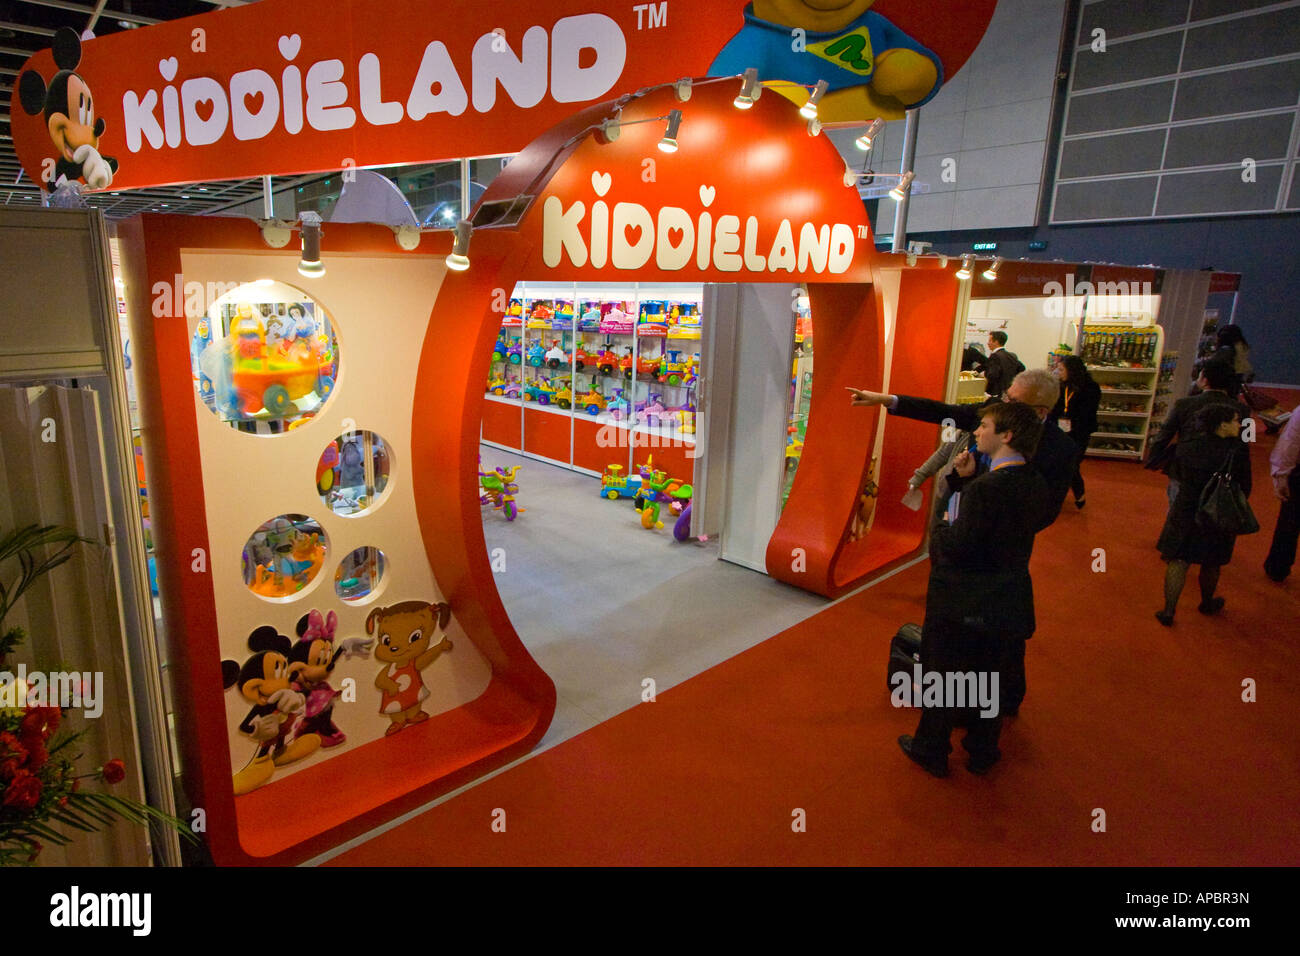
[
  {"xmin": 1288, "ymin": 172, "xmax": 1300, "ymax": 207},
  {"xmin": 1059, "ymin": 129, "xmax": 1168, "ymax": 177},
  {"xmin": 1054, "ymin": 176, "xmax": 1159, "ymax": 220},
  {"xmin": 1183, "ymin": 7, "xmax": 1300, "ymax": 70},
  {"xmin": 1071, "ymin": 33, "xmax": 1185, "ymax": 90},
  {"xmin": 1173, "ymin": 60, "xmax": 1300, "ymax": 120},
  {"xmin": 839, "ymin": 0, "xmax": 1068, "ymax": 233},
  {"xmin": 1163, "ymin": 113, "xmax": 1296, "ymax": 167},
  {"xmin": 1192, "ymin": 0, "xmax": 1291, "ymax": 21},
  {"xmin": 1066, "ymin": 82, "xmax": 1176, "ymax": 134},
  {"xmin": 1155, "ymin": 165, "xmax": 1284, "ymax": 214},
  {"xmin": 1082, "ymin": 0, "xmax": 1191, "ymax": 40}
]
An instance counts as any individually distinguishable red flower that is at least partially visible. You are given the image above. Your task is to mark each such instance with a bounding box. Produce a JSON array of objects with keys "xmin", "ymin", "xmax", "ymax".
[
  {"xmin": 26, "ymin": 841, "xmax": 42, "ymax": 862},
  {"xmin": 19, "ymin": 734, "xmax": 47, "ymax": 771},
  {"xmin": 101, "ymin": 759, "xmax": 126, "ymax": 785},
  {"xmin": 20, "ymin": 706, "xmax": 60, "ymax": 739},
  {"xmin": 0, "ymin": 733, "xmax": 27, "ymax": 781},
  {"xmin": 2, "ymin": 770, "xmax": 43, "ymax": 810}
]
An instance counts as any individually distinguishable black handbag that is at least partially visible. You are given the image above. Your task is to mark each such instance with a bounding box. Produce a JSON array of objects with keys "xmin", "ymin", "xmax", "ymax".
[{"xmin": 1196, "ymin": 451, "xmax": 1260, "ymax": 536}]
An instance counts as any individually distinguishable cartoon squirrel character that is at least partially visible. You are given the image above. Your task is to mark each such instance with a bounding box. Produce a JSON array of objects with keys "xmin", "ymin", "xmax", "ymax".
[
  {"xmin": 708, "ymin": 1, "xmax": 943, "ymax": 122},
  {"xmin": 221, "ymin": 627, "xmax": 322, "ymax": 795},
  {"xmin": 367, "ymin": 601, "xmax": 453, "ymax": 736},
  {"xmin": 288, "ymin": 609, "xmax": 374, "ymax": 748},
  {"xmin": 18, "ymin": 27, "xmax": 118, "ymax": 190}
]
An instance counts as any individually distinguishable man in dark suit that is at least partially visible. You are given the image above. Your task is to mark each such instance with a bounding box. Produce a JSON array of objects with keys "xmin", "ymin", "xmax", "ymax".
[
  {"xmin": 850, "ymin": 368, "xmax": 1070, "ymax": 716},
  {"xmin": 896, "ymin": 401, "xmax": 1048, "ymax": 776},
  {"xmin": 1147, "ymin": 359, "xmax": 1251, "ymax": 505},
  {"xmin": 982, "ymin": 331, "xmax": 1024, "ymax": 399}
]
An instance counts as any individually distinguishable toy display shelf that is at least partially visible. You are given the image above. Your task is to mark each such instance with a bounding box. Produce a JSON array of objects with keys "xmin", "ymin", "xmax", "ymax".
[{"xmin": 1083, "ymin": 323, "xmax": 1163, "ymax": 461}]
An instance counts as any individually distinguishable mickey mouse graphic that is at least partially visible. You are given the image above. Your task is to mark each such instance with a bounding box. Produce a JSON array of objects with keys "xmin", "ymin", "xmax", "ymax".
[{"xmin": 18, "ymin": 27, "xmax": 117, "ymax": 190}]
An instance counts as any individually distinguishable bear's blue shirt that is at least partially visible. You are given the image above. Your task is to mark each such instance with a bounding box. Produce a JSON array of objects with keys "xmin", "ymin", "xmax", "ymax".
[{"xmin": 708, "ymin": 3, "xmax": 943, "ymax": 108}]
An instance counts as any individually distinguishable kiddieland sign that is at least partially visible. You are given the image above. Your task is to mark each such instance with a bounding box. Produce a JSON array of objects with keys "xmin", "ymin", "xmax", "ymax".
[
  {"xmin": 10, "ymin": 0, "xmax": 995, "ymax": 194},
  {"xmin": 491, "ymin": 79, "xmax": 873, "ymax": 283}
]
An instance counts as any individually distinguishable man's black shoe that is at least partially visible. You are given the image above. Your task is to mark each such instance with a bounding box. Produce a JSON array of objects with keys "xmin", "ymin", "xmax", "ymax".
[{"xmin": 898, "ymin": 735, "xmax": 948, "ymax": 778}]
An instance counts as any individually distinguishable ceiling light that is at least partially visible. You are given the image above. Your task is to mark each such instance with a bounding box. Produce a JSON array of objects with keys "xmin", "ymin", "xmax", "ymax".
[
  {"xmin": 734, "ymin": 68, "xmax": 761, "ymax": 109},
  {"xmin": 855, "ymin": 118, "xmax": 885, "ymax": 152},
  {"xmin": 446, "ymin": 219, "xmax": 472, "ymax": 272},
  {"xmin": 889, "ymin": 170, "xmax": 914, "ymax": 201},
  {"xmin": 955, "ymin": 254, "xmax": 974, "ymax": 281},
  {"xmin": 298, "ymin": 211, "xmax": 325, "ymax": 278},
  {"xmin": 799, "ymin": 79, "xmax": 828, "ymax": 120},
  {"xmin": 658, "ymin": 110, "xmax": 683, "ymax": 153},
  {"xmin": 982, "ymin": 258, "xmax": 1001, "ymax": 281}
]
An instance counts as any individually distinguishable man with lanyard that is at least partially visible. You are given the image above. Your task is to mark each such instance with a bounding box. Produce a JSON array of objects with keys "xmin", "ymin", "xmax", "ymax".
[
  {"xmin": 897, "ymin": 402, "xmax": 1048, "ymax": 776},
  {"xmin": 850, "ymin": 369, "xmax": 1067, "ymax": 717}
]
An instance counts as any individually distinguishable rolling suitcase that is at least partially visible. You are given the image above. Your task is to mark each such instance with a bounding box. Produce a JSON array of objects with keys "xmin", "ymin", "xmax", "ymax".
[{"xmin": 888, "ymin": 622, "xmax": 922, "ymax": 692}]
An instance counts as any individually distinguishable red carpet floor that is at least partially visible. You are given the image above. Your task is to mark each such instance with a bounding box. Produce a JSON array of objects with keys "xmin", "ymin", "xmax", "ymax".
[{"xmin": 329, "ymin": 426, "xmax": 1300, "ymax": 866}]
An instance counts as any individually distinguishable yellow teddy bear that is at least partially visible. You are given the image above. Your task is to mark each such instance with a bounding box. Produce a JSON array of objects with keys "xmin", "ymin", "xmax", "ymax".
[{"xmin": 709, "ymin": 0, "xmax": 942, "ymax": 121}]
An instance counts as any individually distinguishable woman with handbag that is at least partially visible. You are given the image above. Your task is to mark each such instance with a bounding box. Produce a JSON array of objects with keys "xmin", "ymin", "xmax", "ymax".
[{"xmin": 1154, "ymin": 404, "xmax": 1255, "ymax": 625}]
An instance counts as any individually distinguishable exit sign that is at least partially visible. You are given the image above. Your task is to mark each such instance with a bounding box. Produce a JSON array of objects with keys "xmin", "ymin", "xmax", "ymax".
[
  {"xmin": 972, "ymin": 241, "xmax": 998, "ymax": 251},
  {"xmin": 1029, "ymin": 240, "xmax": 1048, "ymax": 251}
]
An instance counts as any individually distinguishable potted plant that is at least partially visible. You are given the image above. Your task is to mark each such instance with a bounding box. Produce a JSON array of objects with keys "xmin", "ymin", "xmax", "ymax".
[{"xmin": 0, "ymin": 525, "xmax": 195, "ymax": 866}]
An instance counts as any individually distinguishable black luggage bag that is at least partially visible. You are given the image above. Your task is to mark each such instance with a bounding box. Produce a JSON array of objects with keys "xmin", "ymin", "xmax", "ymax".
[{"xmin": 888, "ymin": 622, "xmax": 922, "ymax": 692}]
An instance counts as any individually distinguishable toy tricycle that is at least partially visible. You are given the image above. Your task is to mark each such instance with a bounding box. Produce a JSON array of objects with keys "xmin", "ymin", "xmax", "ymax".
[
  {"xmin": 606, "ymin": 387, "xmax": 632, "ymax": 421},
  {"xmin": 479, "ymin": 464, "xmax": 523, "ymax": 521},
  {"xmin": 545, "ymin": 340, "xmax": 570, "ymax": 369}
]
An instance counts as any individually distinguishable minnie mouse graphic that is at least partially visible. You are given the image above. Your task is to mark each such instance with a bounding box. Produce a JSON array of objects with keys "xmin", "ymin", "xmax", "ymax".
[
  {"xmin": 288, "ymin": 609, "xmax": 373, "ymax": 747},
  {"xmin": 18, "ymin": 27, "xmax": 117, "ymax": 190}
]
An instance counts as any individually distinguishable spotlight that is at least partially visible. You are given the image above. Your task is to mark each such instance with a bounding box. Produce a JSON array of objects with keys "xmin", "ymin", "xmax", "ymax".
[
  {"xmin": 955, "ymin": 254, "xmax": 974, "ymax": 281},
  {"xmin": 298, "ymin": 211, "xmax": 325, "ymax": 278},
  {"xmin": 799, "ymin": 79, "xmax": 828, "ymax": 120},
  {"xmin": 889, "ymin": 170, "xmax": 914, "ymax": 201},
  {"xmin": 734, "ymin": 68, "xmax": 761, "ymax": 109},
  {"xmin": 982, "ymin": 258, "xmax": 1001, "ymax": 281},
  {"xmin": 446, "ymin": 219, "xmax": 472, "ymax": 272},
  {"xmin": 658, "ymin": 109, "xmax": 683, "ymax": 153},
  {"xmin": 855, "ymin": 118, "xmax": 885, "ymax": 152},
  {"xmin": 673, "ymin": 78, "xmax": 692, "ymax": 102}
]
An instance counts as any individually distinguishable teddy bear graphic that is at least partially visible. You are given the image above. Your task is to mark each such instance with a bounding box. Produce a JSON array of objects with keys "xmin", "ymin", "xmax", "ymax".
[{"xmin": 708, "ymin": 1, "xmax": 943, "ymax": 122}]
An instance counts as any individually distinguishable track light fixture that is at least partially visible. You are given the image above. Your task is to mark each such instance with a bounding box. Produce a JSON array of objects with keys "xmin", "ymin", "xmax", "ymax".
[
  {"xmin": 889, "ymin": 170, "xmax": 915, "ymax": 201},
  {"xmin": 446, "ymin": 219, "xmax": 472, "ymax": 272},
  {"xmin": 982, "ymin": 257, "xmax": 1001, "ymax": 281},
  {"xmin": 955, "ymin": 254, "xmax": 974, "ymax": 281},
  {"xmin": 855, "ymin": 118, "xmax": 885, "ymax": 152},
  {"xmin": 297, "ymin": 211, "xmax": 324, "ymax": 278},
  {"xmin": 799, "ymin": 79, "xmax": 828, "ymax": 120},
  {"xmin": 734, "ymin": 68, "xmax": 761, "ymax": 109},
  {"xmin": 658, "ymin": 109, "xmax": 683, "ymax": 153}
]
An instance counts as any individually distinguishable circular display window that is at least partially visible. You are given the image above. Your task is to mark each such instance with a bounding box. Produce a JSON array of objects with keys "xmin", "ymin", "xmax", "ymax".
[
  {"xmin": 192, "ymin": 280, "xmax": 339, "ymax": 433},
  {"xmin": 317, "ymin": 431, "xmax": 392, "ymax": 516},
  {"xmin": 334, "ymin": 547, "xmax": 387, "ymax": 603},
  {"xmin": 242, "ymin": 514, "xmax": 328, "ymax": 600}
]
